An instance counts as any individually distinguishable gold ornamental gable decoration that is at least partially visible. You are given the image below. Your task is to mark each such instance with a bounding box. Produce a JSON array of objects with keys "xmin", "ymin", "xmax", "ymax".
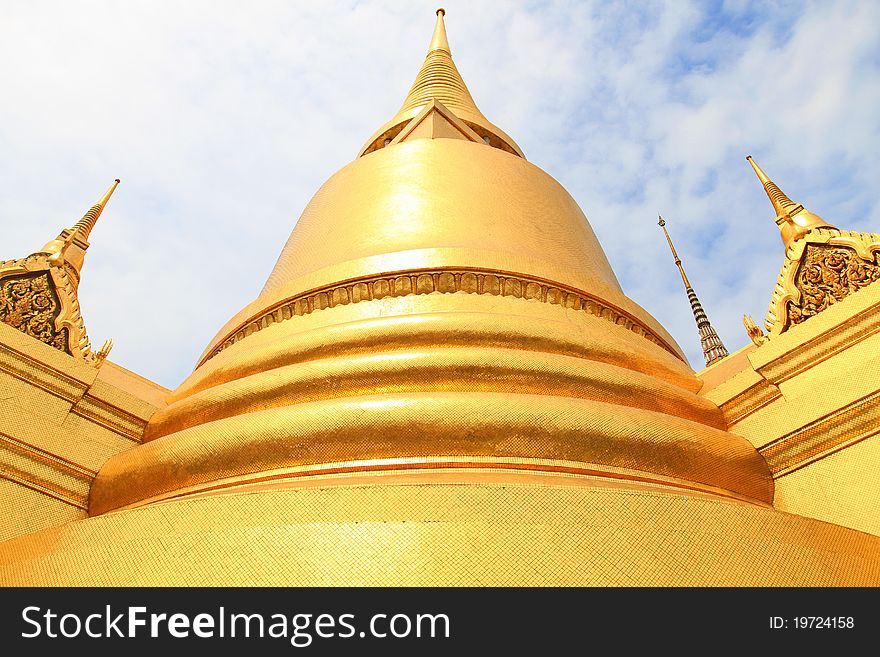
[
  {"xmin": 0, "ymin": 253, "xmax": 88, "ymax": 358},
  {"xmin": 202, "ymin": 267, "xmax": 676, "ymax": 365},
  {"xmin": 0, "ymin": 180, "xmax": 119, "ymax": 365},
  {"xmin": 746, "ymin": 156, "xmax": 880, "ymax": 336},
  {"xmin": 765, "ymin": 227, "xmax": 880, "ymax": 335}
]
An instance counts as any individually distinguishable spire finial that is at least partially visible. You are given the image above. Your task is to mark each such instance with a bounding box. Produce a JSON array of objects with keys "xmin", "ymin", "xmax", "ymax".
[
  {"xmin": 658, "ymin": 215, "xmax": 689, "ymax": 288},
  {"xmin": 746, "ymin": 156, "xmax": 800, "ymax": 219},
  {"xmin": 39, "ymin": 178, "xmax": 121, "ymax": 279},
  {"xmin": 430, "ymin": 8, "xmax": 450, "ymax": 54},
  {"xmin": 746, "ymin": 155, "xmax": 833, "ymax": 248},
  {"xmin": 657, "ymin": 215, "xmax": 729, "ymax": 367},
  {"xmin": 72, "ymin": 178, "xmax": 121, "ymax": 241}
]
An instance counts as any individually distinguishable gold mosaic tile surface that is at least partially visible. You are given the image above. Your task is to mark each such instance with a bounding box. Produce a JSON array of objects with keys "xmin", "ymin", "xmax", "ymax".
[{"xmin": 1, "ymin": 478, "xmax": 878, "ymax": 586}]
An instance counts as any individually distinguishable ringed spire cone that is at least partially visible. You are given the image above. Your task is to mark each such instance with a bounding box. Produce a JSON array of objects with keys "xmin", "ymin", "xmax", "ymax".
[
  {"xmin": 39, "ymin": 178, "xmax": 121, "ymax": 277},
  {"xmin": 746, "ymin": 155, "xmax": 833, "ymax": 248},
  {"xmin": 658, "ymin": 216, "xmax": 729, "ymax": 367},
  {"xmin": 72, "ymin": 178, "xmax": 120, "ymax": 241},
  {"xmin": 359, "ymin": 10, "xmax": 523, "ymax": 157}
]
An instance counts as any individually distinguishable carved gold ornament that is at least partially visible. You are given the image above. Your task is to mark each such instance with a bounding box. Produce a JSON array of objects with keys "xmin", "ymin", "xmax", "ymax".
[
  {"xmin": 747, "ymin": 157, "xmax": 880, "ymax": 336},
  {"xmin": 0, "ymin": 254, "xmax": 88, "ymax": 357},
  {"xmin": 765, "ymin": 228, "xmax": 880, "ymax": 335},
  {"xmin": 0, "ymin": 180, "xmax": 119, "ymax": 365},
  {"xmin": 0, "ymin": 269, "xmax": 69, "ymax": 353},
  {"xmin": 742, "ymin": 314, "xmax": 765, "ymax": 346},
  {"xmin": 202, "ymin": 267, "xmax": 674, "ymax": 365}
]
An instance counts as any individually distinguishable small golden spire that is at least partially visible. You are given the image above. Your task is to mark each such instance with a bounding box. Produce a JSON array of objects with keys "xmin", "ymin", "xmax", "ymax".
[
  {"xmin": 658, "ymin": 215, "xmax": 729, "ymax": 367},
  {"xmin": 39, "ymin": 178, "xmax": 121, "ymax": 279},
  {"xmin": 72, "ymin": 178, "xmax": 120, "ymax": 241},
  {"xmin": 397, "ymin": 10, "xmax": 480, "ymax": 122},
  {"xmin": 746, "ymin": 156, "xmax": 832, "ymax": 248},
  {"xmin": 358, "ymin": 9, "xmax": 523, "ymax": 157},
  {"xmin": 746, "ymin": 156, "xmax": 801, "ymax": 219},
  {"xmin": 430, "ymin": 9, "xmax": 450, "ymax": 53}
]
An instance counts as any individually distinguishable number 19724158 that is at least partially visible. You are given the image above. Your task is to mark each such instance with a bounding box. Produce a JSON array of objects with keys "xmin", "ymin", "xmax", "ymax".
[{"xmin": 770, "ymin": 617, "xmax": 854, "ymax": 629}]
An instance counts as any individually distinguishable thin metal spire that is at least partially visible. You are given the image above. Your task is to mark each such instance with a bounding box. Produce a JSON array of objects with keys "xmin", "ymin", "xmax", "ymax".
[{"xmin": 658, "ymin": 215, "xmax": 729, "ymax": 367}]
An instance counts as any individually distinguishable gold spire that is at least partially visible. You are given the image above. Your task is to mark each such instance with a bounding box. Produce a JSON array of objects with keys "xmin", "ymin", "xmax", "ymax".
[
  {"xmin": 430, "ymin": 8, "xmax": 450, "ymax": 53},
  {"xmin": 658, "ymin": 216, "xmax": 729, "ymax": 367},
  {"xmin": 746, "ymin": 155, "xmax": 833, "ymax": 248},
  {"xmin": 40, "ymin": 178, "xmax": 120, "ymax": 278},
  {"xmin": 2, "ymin": 180, "xmax": 120, "ymax": 360},
  {"xmin": 358, "ymin": 10, "xmax": 523, "ymax": 157},
  {"xmin": 72, "ymin": 178, "xmax": 120, "ymax": 241},
  {"xmin": 395, "ymin": 9, "xmax": 482, "ymax": 131}
]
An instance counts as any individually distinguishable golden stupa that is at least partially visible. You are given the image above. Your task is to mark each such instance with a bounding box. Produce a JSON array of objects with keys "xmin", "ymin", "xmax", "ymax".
[{"xmin": 1, "ymin": 10, "xmax": 879, "ymax": 585}]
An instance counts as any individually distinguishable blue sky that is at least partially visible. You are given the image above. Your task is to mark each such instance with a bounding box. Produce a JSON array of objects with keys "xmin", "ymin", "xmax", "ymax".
[{"xmin": 1, "ymin": 0, "xmax": 878, "ymax": 388}]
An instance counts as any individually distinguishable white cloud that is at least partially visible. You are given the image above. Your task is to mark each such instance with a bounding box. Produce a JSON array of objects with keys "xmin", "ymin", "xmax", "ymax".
[{"xmin": 0, "ymin": 0, "xmax": 877, "ymax": 386}]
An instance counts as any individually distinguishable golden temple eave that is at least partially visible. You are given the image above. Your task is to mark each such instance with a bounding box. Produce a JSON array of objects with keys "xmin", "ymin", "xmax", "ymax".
[
  {"xmin": 697, "ymin": 277, "xmax": 880, "ymax": 538},
  {"xmin": 0, "ymin": 318, "xmax": 167, "ymax": 538}
]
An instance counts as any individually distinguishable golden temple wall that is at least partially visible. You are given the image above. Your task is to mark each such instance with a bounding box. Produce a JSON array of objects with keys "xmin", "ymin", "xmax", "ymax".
[
  {"xmin": 700, "ymin": 281, "xmax": 880, "ymax": 536},
  {"xmin": 0, "ymin": 322, "xmax": 167, "ymax": 541}
]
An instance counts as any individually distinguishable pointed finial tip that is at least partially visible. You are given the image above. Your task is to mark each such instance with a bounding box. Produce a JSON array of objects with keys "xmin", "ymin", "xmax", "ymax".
[
  {"xmin": 746, "ymin": 155, "xmax": 753, "ymax": 162},
  {"xmin": 428, "ymin": 6, "xmax": 451, "ymax": 53},
  {"xmin": 114, "ymin": 178, "xmax": 120, "ymax": 184}
]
